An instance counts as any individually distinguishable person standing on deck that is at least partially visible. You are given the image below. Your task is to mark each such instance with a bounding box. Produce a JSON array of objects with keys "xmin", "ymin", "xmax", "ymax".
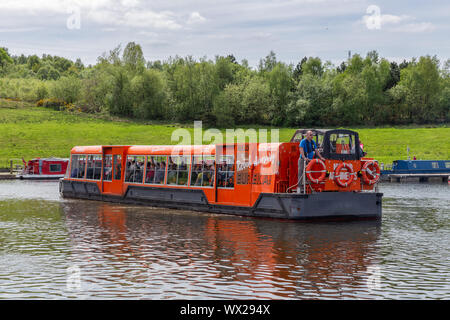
[{"xmin": 298, "ymin": 130, "xmax": 325, "ymax": 193}]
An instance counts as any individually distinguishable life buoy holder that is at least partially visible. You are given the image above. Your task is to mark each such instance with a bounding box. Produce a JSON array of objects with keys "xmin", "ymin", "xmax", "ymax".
[
  {"xmin": 305, "ymin": 158, "xmax": 327, "ymax": 184},
  {"xmin": 361, "ymin": 161, "xmax": 380, "ymax": 185},
  {"xmin": 334, "ymin": 162, "xmax": 356, "ymax": 188}
]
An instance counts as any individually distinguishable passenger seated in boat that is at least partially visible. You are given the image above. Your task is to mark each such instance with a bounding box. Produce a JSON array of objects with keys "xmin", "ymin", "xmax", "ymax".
[
  {"xmin": 145, "ymin": 162, "xmax": 155, "ymax": 183},
  {"xmin": 126, "ymin": 160, "xmax": 136, "ymax": 182},
  {"xmin": 71, "ymin": 167, "xmax": 78, "ymax": 178},
  {"xmin": 155, "ymin": 162, "xmax": 165, "ymax": 184}
]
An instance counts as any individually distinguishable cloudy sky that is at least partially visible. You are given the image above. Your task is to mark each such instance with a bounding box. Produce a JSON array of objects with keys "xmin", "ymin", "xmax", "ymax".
[{"xmin": 0, "ymin": 0, "xmax": 448, "ymax": 67}]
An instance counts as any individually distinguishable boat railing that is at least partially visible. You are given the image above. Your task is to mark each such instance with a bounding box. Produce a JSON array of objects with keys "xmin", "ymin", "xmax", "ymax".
[{"xmin": 8, "ymin": 159, "xmax": 25, "ymax": 174}]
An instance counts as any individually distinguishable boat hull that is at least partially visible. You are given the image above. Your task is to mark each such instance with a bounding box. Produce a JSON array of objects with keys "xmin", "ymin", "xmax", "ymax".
[
  {"xmin": 60, "ymin": 180, "xmax": 382, "ymax": 221},
  {"xmin": 18, "ymin": 174, "xmax": 65, "ymax": 180}
]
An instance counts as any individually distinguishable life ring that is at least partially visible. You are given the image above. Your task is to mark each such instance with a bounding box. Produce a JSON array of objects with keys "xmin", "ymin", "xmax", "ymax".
[
  {"xmin": 305, "ymin": 158, "xmax": 327, "ymax": 184},
  {"xmin": 334, "ymin": 162, "xmax": 355, "ymax": 187},
  {"xmin": 361, "ymin": 161, "xmax": 380, "ymax": 185}
]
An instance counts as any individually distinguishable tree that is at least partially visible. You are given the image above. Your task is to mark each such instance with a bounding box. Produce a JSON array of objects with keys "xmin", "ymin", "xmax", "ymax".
[
  {"xmin": 123, "ymin": 42, "xmax": 145, "ymax": 74},
  {"xmin": 130, "ymin": 69, "xmax": 167, "ymax": 119},
  {"xmin": 0, "ymin": 48, "xmax": 13, "ymax": 69},
  {"xmin": 258, "ymin": 50, "xmax": 277, "ymax": 73},
  {"xmin": 395, "ymin": 56, "xmax": 442, "ymax": 123},
  {"xmin": 384, "ymin": 61, "xmax": 400, "ymax": 91},
  {"xmin": 293, "ymin": 57, "xmax": 307, "ymax": 82},
  {"xmin": 266, "ymin": 62, "xmax": 293, "ymax": 125}
]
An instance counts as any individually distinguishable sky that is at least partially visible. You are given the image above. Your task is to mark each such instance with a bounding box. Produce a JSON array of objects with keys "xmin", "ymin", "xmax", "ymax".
[{"xmin": 0, "ymin": 0, "xmax": 448, "ymax": 67}]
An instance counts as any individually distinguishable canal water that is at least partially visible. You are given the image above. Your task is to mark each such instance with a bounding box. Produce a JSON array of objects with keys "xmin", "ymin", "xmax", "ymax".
[{"xmin": 0, "ymin": 180, "xmax": 448, "ymax": 299}]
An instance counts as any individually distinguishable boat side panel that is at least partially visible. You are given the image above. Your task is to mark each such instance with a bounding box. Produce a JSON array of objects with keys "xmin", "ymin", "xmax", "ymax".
[{"xmin": 60, "ymin": 180, "xmax": 382, "ymax": 220}]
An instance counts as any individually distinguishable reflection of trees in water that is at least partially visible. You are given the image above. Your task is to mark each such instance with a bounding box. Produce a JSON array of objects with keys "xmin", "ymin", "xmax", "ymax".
[{"xmin": 62, "ymin": 201, "xmax": 381, "ymax": 298}]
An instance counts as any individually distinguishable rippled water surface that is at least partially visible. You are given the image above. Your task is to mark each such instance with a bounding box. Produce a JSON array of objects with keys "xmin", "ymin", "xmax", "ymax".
[{"xmin": 0, "ymin": 180, "xmax": 448, "ymax": 299}]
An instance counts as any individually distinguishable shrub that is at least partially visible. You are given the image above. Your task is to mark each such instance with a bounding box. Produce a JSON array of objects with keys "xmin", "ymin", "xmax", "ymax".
[
  {"xmin": 49, "ymin": 76, "xmax": 81, "ymax": 104},
  {"xmin": 36, "ymin": 98, "xmax": 67, "ymax": 110}
]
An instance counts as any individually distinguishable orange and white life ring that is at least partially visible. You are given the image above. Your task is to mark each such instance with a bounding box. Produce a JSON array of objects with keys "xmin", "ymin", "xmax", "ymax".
[
  {"xmin": 305, "ymin": 158, "xmax": 327, "ymax": 184},
  {"xmin": 334, "ymin": 162, "xmax": 355, "ymax": 187},
  {"xmin": 361, "ymin": 161, "xmax": 380, "ymax": 185}
]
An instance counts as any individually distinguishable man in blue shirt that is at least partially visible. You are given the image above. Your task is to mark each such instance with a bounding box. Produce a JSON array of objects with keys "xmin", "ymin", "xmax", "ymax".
[{"xmin": 298, "ymin": 130, "xmax": 325, "ymax": 192}]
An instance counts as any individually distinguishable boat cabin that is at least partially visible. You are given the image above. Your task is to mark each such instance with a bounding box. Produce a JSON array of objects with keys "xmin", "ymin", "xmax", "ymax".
[{"xmin": 19, "ymin": 157, "xmax": 69, "ymax": 179}]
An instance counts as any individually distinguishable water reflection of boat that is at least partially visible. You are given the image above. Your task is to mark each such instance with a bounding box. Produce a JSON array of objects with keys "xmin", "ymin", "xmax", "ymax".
[{"xmin": 61, "ymin": 201, "xmax": 381, "ymax": 298}]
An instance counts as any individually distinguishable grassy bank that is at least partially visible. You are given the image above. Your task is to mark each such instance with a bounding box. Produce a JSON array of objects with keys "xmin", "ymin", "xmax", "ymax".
[{"xmin": 1, "ymin": 98, "xmax": 449, "ymax": 168}]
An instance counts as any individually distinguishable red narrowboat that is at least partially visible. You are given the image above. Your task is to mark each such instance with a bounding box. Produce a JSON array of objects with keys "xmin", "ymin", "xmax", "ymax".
[
  {"xmin": 18, "ymin": 157, "xmax": 69, "ymax": 179},
  {"xmin": 59, "ymin": 129, "xmax": 382, "ymax": 220}
]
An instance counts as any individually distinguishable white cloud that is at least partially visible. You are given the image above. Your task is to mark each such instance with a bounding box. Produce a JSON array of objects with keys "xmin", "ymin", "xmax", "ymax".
[
  {"xmin": 123, "ymin": 11, "xmax": 181, "ymax": 29},
  {"xmin": 187, "ymin": 12, "xmax": 206, "ymax": 25},
  {"xmin": 361, "ymin": 10, "xmax": 435, "ymax": 33},
  {"xmin": 391, "ymin": 22, "xmax": 436, "ymax": 33}
]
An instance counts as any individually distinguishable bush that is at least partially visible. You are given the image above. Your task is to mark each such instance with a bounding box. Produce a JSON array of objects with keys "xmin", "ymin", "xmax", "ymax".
[
  {"xmin": 36, "ymin": 98, "xmax": 67, "ymax": 110},
  {"xmin": 49, "ymin": 76, "xmax": 81, "ymax": 104},
  {"xmin": 35, "ymin": 83, "xmax": 48, "ymax": 100}
]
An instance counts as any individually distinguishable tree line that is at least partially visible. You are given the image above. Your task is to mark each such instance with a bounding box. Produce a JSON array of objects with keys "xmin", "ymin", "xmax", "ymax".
[{"xmin": 0, "ymin": 43, "xmax": 449, "ymax": 127}]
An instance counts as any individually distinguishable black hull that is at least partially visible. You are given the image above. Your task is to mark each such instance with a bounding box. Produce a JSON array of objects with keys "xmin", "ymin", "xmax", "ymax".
[{"xmin": 59, "ymin": 180, "xmax": 382, "ymax": 221}]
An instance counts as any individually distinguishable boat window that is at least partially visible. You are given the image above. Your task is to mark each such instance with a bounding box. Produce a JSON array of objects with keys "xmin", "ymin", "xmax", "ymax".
[
  {"xmin": 446, "ymin": 162, "xmax": 450, "ymax": 169},
  {"xmin": 217, "ymin": 155, "xmax": 235, "ymax": 188},
  {"xmin": 167, "ymin": 155, "xmax": 190, "ymax": 186},
  {"xmin": 70, "ymin": 155, "xmax": 86, "ymax": 179},
  {"xmin": 86, "ymin": 155, "xmax": 102, "ymax": 180},
  {"xmin": 145, "ymin": 156, "xmax": 167, "ymax": 185},
  {"xmin": 190, "ymin": 155, "xmax": 215, "ymax": 187},
  {"xmin": 113, "ymin": 155, "xmax": 122, "ymax": 180},
  {"xmin": 49, "ymin": 164, "xmax": 62, "ymax": 173},
  {"xmin": 103, "ymin": 155, "xmax": 113, "ymax": 181},
  {"xmin": 125, "ymin": 155, "xmax": 145, "ymax": 183},
  {"xmin": 431, "ymin": 162, "xmax": 439, "ymax": 169},
  {"xmin": 329, "ymin": 133, "xmax": 356, "ymax": 155}
]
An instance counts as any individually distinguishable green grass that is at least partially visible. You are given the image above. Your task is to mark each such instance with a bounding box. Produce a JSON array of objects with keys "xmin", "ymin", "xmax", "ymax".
[{"xmin": 1, "ymin": 98, "xmax": 449, "ymax": 168}]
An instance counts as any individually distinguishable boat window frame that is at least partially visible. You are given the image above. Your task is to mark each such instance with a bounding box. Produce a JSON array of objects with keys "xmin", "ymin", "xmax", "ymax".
[
  {"xmin": 190, "ymin": 154, "xmax": 215, "ymax": 188},
  {"xmin": 322, "ymin": 130, "xmax": 362, "ymax": 161},
  {"xmin": 103, "ymin": 154, "xmax": 113, "ymax": 182},
  {"xmin": 144, "ymin": 155, "xmax": 168, "ymax": 185},
  {"xmin": 217, "ymin": 154, "xmax": 235, "ymax": 189},
  {"xmin": 85, "ymin": 154, "xmax": 102, "ymax": 181},
  {"xmin": 124, "ymin": 155, "xmax": 146, "ymax": 184},
  {"xmin": 70, "ymin": 154, "xmax": 87, "ymax": 180},
  {"xmin": 49, "ymin": 163, "xmax": 62, "ymax": 173},
  {"xmin": 113, "ymin": 155, "xmax": 122, "ymax": 181},
  {"xmin": 167, "ymin": 154, "xmax": 191, "ymax": 186}
]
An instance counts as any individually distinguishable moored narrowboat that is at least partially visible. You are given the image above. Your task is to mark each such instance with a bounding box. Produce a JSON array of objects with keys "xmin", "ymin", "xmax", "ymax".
[
  {"xmin": 60, "ymin": 129, "xmax": 383, "ymax": 220},
  {"xmin": 18, "ymin": 157, "xmax": 69, "ymax": 179},
  {"xmin": 380, "ymin": 159, "xmax": 450, "ymax": 182}
]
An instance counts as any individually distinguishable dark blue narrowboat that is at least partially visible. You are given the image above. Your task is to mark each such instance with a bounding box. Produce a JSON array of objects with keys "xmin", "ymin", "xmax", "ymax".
[
  {"xmin": 381, "ymin": 160, "xmax": 450, "ymax": 182},
  {"xmin": 381, "ymin": 160, "xmax": 450, "ymax": 175}
]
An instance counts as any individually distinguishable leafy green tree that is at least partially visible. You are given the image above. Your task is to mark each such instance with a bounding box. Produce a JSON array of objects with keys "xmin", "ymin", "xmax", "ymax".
[
  {"xmin": 266, "ymin": 62, "xmax": 293, "ymax": 125},
  {"xmin": 0, "ymin": 48, "xmax": 13, "ymax": 71},
  {"xmin": 258, "ymin": 50, "xmax": 277, "ymax": 73},
  {"xmin": 50, "ymin": 76, "xmax": 81, "ymax": 103},
  {"xmin": 123, "ymin": 42, "xmax": 145, "ymax": 74},
  {"xmin": 130, "ymin": 69, "xmax": 167, "ymax": 119},
  {"xmin": 106, "ymin": 66, "xmax": 132, "ymax": 116},
  {"xmin": 396, "ymin": 56, "xmax": 442, "ymax": 123}
]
